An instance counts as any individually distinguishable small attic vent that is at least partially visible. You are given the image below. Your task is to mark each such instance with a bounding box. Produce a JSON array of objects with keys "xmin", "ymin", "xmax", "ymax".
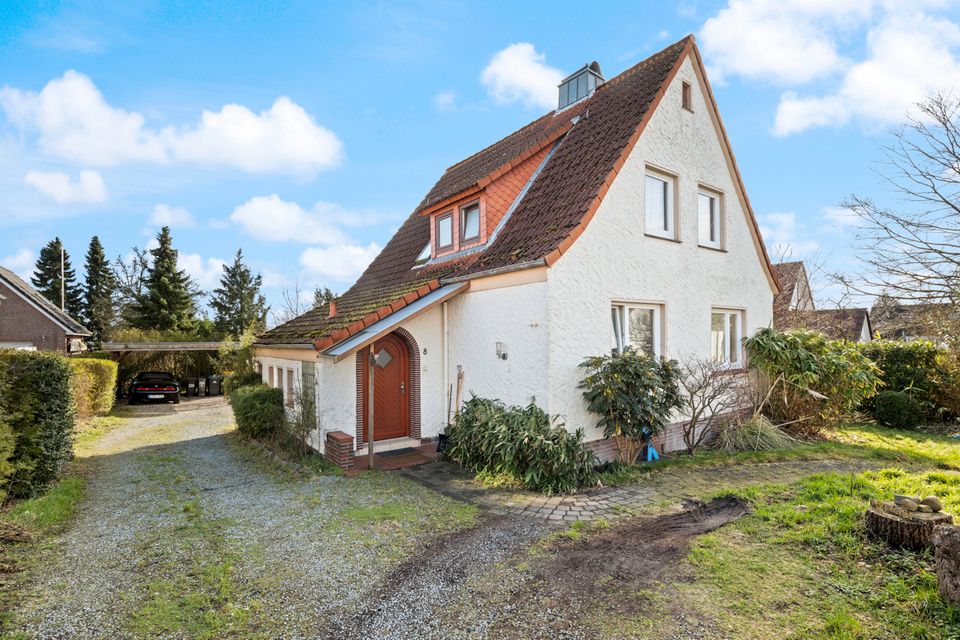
[{"xmin": 558, "ymin": 61, "xmax": 604, "ymax": 110}]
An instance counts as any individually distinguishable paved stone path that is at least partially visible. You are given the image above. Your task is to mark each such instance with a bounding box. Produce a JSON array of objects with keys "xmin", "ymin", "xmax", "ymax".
[{"xmin": 401, "ymin": 458, "xmax": 881, "ymax": 522}]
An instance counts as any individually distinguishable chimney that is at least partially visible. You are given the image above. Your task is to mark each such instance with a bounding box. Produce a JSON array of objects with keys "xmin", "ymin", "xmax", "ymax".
[
  {"xmin": 558, "ymin": 61, "xmax": 604, "ymax": 110},
  {"xmin": 328, "ymin": 300, "xmax": 337, "ymax": 318}
]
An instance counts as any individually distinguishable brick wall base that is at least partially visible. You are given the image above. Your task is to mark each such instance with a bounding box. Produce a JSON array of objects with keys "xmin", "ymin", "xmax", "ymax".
[
  {"xmin": 325, "ymin": 431, "xmax": 355, "ymax": 470},
  {"xmin": 585, "ymin": 419, "xmax": 726, "ymax": 463}
]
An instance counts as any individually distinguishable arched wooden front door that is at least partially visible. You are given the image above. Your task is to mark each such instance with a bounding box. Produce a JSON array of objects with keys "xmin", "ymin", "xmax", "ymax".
[{"xmin": 362, "ymin": 332, "xmax": 410, "ymax": 441}]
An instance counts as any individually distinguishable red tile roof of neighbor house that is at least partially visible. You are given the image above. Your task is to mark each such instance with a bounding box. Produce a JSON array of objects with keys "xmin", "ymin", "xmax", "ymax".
[
  {"xmin": 771, "ymin": 261, "xmax": 805, "ymax": 328},
  {"xmin": 257, "ymin": 35, "xmax": 777, "ymax": 348},
  {"xmin": 0, "ymin": 265, "xmax": 91, "ymax": 337},
  {"xmin": 780, "ymin": 308, "xmax": 871, "ymax": 342}
]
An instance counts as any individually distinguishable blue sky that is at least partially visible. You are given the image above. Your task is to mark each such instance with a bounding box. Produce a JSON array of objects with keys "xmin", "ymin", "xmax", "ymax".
[{"xmin": 2, "ymin": 1, "xmax": 959, "ymax": 323}]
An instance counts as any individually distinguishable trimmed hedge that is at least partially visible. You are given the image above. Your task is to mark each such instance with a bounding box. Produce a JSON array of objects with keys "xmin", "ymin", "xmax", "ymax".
[
  {"xmin": 446, "ymin": 397, "xmax": 597, "ymax": 494},
  {"xmin": 223, "ymin": 370, "xmax": 263, "ymax": 397},
  {"xmin": 68, "ymin": 358, "xmax": 118, "ymax": 422},
  {"xmin": 0, "ymin": 359, "xmax": 16, "ymax": 504},
  {"xmin": 871, "ymin": 390, "xmax": 922, "ymax": 430},
  {"xmin": 0, "ymin": 350, "xmax": 76, "ymax": 500},
  {"xmin": 228, "ymin": 384, "xmax": 285, "ymax": 438}
]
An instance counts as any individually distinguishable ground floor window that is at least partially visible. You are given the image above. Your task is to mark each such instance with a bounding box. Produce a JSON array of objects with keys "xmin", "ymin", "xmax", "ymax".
[
  {"xmin": 711, "ymin": 309, "xmax": 743, "ymax": 365},
  {"xmin": 611, "ymin": 303, "xmax": 662, "ymax": 357},
  {"xmin": 286, "ymin": 369, "xmax": 295, "ymax": 408},
  {"xmin": 268, "ymin": 366, "xmax": 275, "ymax": 387}
]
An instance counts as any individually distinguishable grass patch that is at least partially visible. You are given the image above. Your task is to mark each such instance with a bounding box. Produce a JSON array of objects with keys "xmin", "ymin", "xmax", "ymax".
[
  {"xmin": 598, "ymin": 422, "xmax": 960, "ymax": 487},
  {"xmin": 4, "ymin": 476, "xmax": 86, "ymax": 533},
  {"xmin": 677, "ymin": 468, "xmax": 960, "ymax": 639},
  {"xmin": 73, "ymin": 414, "xmax": 125, "ymax": 452}
]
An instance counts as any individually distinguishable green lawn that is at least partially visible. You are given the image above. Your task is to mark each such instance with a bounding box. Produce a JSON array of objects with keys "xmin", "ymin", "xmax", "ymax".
[
  {"xmin": 599, "ymin": 422, "xmax": 960, "ymax": 486},
  {"xmin": 588, "ymin": 423, "xmax": 960, "ymax": 638}
]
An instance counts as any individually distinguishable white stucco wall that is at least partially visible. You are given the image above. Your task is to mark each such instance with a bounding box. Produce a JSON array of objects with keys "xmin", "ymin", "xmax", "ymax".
[
  {"xmin": 445, "ymin": 281, "xmax": 550, "ymax": 412},
  {"xmin": 546, "ymin": 55, "xmax": 775, "ymax": 443}
]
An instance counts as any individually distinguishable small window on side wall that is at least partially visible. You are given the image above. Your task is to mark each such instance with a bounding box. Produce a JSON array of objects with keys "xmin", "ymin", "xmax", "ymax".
[
  {"xmin": 436, "ymin": 213, "xmax": 453, "ymax": 252},
  {"xmin": 698, "ymin": 190, "xmax": 722, "ymax": 249},
  {"xmin": 710, "ymin": 309, "xmax": 742, "ymax": 365},
  {"xmin": 682, "ymin": 81, "xmax": 693, "ymax": 111},
  {"xmin": 461, "ymin": 203, "xmax": 480, "ymax": 243},
  {"xmin": 645, "ymin": 171, "xmax": 675, "ymax": 239},
  {"xmin": 611, "ymin": 303, "xmax": 662, "ymax": 358}
]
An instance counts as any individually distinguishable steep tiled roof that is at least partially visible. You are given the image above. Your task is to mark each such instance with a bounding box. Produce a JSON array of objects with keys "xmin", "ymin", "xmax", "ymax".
[
  {"xmin": 786, "ymin": 308, "xmax": 871, "ymax": 341},
  {"xmin": 771, "ymin": 261, "xmax": 804, "ymax": 328},
  {"xmin": 870, "ymin": 302, "xmax": 954, "ymax": 340},
  {"xmin": 259, "ymin": 35, "xmax": 769, "ymax": 348},
  {"xmin": 0, "ymin": 265, "xmax": 91, "ymax": 336}
]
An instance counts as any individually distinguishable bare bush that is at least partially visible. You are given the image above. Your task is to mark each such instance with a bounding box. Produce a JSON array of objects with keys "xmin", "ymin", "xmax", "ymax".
[{"xmin": 678, "ymin": 357, "xmax": 749, "ymax": 454}]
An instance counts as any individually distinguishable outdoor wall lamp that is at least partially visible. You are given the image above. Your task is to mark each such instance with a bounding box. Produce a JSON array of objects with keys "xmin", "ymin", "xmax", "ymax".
[{"xmin": 496, "ymin": 342, "xmax": 508, "ymax": 360}]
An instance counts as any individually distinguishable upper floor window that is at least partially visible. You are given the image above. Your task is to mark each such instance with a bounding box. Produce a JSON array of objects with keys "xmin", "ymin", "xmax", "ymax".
[
  {"xmin": 711, "ymin": 309, "xmax": 742, "ymax": 365},
  {"xmin": 461, "ymin": 202, "xmax": 480, "ymax": 243},
  {"xmin": 698, "ymin": 190, "xmax": 722, "ymax": 249},
  {"xmin": 436, "ymin": 212, "xmax": 453, "ymax": 252},
  {"xmin": 645, "ymin": 170, "xmax": 675, "ymax": 239},
  {"xmin": 682, "ymin": 81, "xmax": 693, "ymax": 111},
  {"xmin": 612, "ymin": 303, "xmax": 662, "ymax": 358}
]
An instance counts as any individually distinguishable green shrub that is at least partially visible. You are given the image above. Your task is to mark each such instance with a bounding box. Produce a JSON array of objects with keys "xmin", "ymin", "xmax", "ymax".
[
  {"xmin": 446, "ymin": 397, "xmax": 597, "ymax": 494},
  {"xmin": 934, "ymin": 349, "xmax": 960, "ymax": 419},
  {"xmin": 716, "ymin": 415, "xmax": 797, "ymax": 452},
  {"xmin": 744, "ymin": 329, "xmax": 880, "ymax": 437},
  {"xmin": 860, "ymin": 340, "xmax": 942, "ymax": 414},
  {"xmin": 871, "ymin": 391, "xmax": 922, "ymax": 430},
  {"xmin": 0, "ymin": 359, "xmax": 17, "ymax": 504},
  {"xmin": 0, "ymin": 349, "xmax": 76, "ymax": 499},
  {"xmin": 228, "ymin": 384, "xmax": 284, "ymax": 438},
  {"xmin": 68, "ymin": 358, "xmax": 118, "ymax": 422},
  {"xmin": 223, "ymin": 371, "xmax": 262, "ymax": 397},
  {"xmin": 578, "ymin": 349, "xmax": 685, "ymax": 464}
]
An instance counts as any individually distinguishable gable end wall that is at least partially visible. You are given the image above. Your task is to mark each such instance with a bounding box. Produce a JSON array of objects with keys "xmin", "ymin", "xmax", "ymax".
[{"xmin": 0, "ymin": 281, "xmax": 68, "ymax": 352}]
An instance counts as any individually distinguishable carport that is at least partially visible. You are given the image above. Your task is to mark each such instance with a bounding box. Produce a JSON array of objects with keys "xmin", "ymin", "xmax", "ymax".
[{"xmin": 100, "ymin": 341, "xmax": 239, "ymax": 398}]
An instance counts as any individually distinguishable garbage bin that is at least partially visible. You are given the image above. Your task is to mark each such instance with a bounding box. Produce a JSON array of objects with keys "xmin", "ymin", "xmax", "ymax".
[
  {"xmin": 207, "ymin": 376, "xmax": 222, "ymax": 396},
  {"xmin": 186, "ymin": 377, "xmax": 199, "ymax": 397},
  {"xmin": 197, "ymin": 377, "xmax": 207, "ymax": 396}
]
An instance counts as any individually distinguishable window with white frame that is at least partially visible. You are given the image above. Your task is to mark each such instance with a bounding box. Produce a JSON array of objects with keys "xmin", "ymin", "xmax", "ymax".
[
  {"xmin": 645, "ymin": 171, "xmax": 675, "ymax": 238},
  {"xmin": 436, "ymin": 213, "xmax": 453, "ymax": 251},
  {"xmin": 698, "ymin": 190, "xmax": 722, "ymax": 249},
  {"xmin": 460, "ymin": 202, "xmax": 480, "ymax": 242},
  {"xmin": 711, "ymin": 309, "xmax": 743, "ymax": 365},
  {"xmin": 611, "ymin": 303, "xmax": 662, "ymax": 357}
]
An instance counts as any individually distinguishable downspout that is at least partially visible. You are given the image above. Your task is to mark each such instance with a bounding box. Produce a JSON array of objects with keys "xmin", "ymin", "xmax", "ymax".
[{"xmin": 442, "ymin": 300, "xmax": 449, "ymax": 427}]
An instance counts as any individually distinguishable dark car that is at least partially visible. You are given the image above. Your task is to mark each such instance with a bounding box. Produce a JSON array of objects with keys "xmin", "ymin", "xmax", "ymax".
[{"xmin": 128, "ymin": 372, "xmax": 181, "ymax": 405}]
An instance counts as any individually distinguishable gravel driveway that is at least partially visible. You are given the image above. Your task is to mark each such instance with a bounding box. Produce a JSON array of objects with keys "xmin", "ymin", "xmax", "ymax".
[{"xmin": 10, "ymin": 397, "xmax": 512, "ymax": 639}]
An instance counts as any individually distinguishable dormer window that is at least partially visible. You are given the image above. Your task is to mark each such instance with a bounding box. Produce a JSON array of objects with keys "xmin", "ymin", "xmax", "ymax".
[
  {"xmin": 558, "ymin": 62, "xmax": 604, "ymax": 110},
  {"xmin": 413, "ymin": 243, "xmax": 430, "ymax": 267},
  {"xmin": 460, "ymin": 202, "xmax": 480, "ymax": 243},
  {"xmin": 436, "ymin": 212, "xmax": 453, "ymax": 252}
]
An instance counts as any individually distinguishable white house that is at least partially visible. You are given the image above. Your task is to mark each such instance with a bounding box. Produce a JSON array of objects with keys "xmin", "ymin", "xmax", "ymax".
[{"xmin": 253, "ymin": 35, "xmax": 779, "ymax": 466}]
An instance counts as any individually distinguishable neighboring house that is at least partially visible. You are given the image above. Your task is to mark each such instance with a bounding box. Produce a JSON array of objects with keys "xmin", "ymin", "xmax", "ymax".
[
  {"xmin": 253, "ymin": 36, "xmax": 778, "ymax": 463},
  {"xmin": 772, "ymin": 261, "xmax": 872, "ymax": 342},
  {"xmin": 0, "ymin": 265, "xmax": 91, "ymax": 353},
  {"xmin": 870, "ymin": 301, "xmax": 955, "ymax": 343}
]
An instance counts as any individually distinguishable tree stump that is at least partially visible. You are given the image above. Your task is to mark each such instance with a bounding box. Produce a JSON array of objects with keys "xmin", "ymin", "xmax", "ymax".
[
  {"xmin": 865, "ymin": 501, "xmax": 953, "ymax": 550},
  {"xmin": 933, "ymin": 525, "xmax": 960, "ymax": 605}
]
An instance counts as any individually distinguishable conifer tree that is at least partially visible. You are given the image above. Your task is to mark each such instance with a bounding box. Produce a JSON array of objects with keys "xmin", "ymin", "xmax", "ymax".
[
  {"xmin": 82, "ymin": 236, "xmax": 117, "ymax": 345},
  {"xmin": 210, "ymin": 249, "xmax": 268, "ymax": 336},
  {"xmin": 313, "ymin": 286, "xmax": 336, "ymax": 308},
  {"xmin": 31, "ymin": 237, "xmax": 82, "ymax": 318},
  {"xmin": 131, "ymin": 227, "xmax": 198, "ymax": 332}
]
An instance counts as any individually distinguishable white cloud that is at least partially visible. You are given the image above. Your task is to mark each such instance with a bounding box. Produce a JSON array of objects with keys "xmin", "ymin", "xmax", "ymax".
[
  {"xmin": 1, "ymin": 248, "xmax": 35, "ymax": 281},
  {"xmin": 433, "ymin": 90, "xmax": 457, "ymax": 112},
  {"xmin": 481, "ymin": 43, "xmax": 563, "ymax": 110},
  {"xmin": 23, "ymin": 169, "xmax": 107, "ymax": 203},
  {"xmin": 773, "ymin": 11, "xmax": 960, "ymax": 135},
  {"xmin": 177, "ymin": 253, "xmax": 226, "ymax": 290},
  {"xmin": 700, "ymin": 1, "xmax": 866, "ymax": 85},
  {"xmin": 148, "ymin": 203, "xmax": 196, "ymax": 228},
  {"xmin": 822, "ymin": 205, "xmax": 863, "ymax": 232},
  {"xmin": 229, "ymin": 194, "xmax": 350, "ymax": 245},
  {"xmin": 759, "ymin": 211, "xmax": 820, "ymax": 259},
  {"xmin": 0, "ymin": 71, "xmax": 343, "ymax": 176},
  {"xmin": 171, "ymin": 97, "xmax": 342, "ymax": 176},
  {"xmin": 298, "ymin": 243, "xmax": 381, "ymax": 282}
]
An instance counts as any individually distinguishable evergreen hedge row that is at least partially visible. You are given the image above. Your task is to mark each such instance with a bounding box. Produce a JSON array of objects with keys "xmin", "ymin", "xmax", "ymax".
[
  {"xmin": 68, "ymin": 358, "xmax": 118, "ymax": 422},
  {"xmin": 0, "ymin": 350, "xmax": 76, "ymax": 500},
  {"xmin": 228, "ymin": 384, "xmax": 285, "ymax": 438}
]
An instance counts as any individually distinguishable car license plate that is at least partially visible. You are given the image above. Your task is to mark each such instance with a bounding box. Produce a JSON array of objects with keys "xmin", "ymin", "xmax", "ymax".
[{"xmin": 148, "ymin": 394, "xmax": 165, "ymax": 399}]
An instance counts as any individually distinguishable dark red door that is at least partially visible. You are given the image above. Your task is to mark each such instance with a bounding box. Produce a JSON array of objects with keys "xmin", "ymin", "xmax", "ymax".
[{"xmin": 362, "ymin": 333, "xmax": 410, "ymax": 441}]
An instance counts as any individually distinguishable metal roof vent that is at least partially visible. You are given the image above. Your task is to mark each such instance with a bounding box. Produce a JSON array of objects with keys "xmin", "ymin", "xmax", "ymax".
[{"xmin": 558, "ymin": 61, "xmax": 604, "ymax": 110}]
